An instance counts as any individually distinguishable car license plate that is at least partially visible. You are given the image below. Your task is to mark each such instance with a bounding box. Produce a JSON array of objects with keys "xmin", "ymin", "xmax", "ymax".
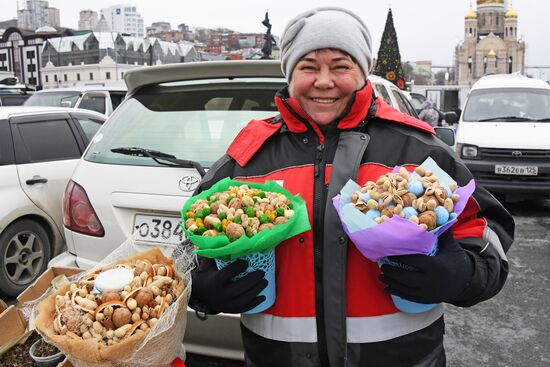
[
  {"xmin": 494, "ymin": 165, "xmax": 538, "ymax": 176},
  {"xmin": 133, "ymin": 214, "xmax": 184, "ymax": 245}
]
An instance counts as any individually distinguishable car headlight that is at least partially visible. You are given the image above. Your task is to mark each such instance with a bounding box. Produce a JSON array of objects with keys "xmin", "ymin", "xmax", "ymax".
[{"xmin": 460, "ymin": 144, "xmax": 479, "ymax": 158}]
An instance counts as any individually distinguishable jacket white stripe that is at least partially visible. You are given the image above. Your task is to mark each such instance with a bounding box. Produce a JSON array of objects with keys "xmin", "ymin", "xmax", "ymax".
[
  {"xmin": 483, "ymin": 226, "xmax": 508, "ymax": 261},
  {"xmin": 241, "ymin": 305, "xmax": 444, "ymax": 343}
]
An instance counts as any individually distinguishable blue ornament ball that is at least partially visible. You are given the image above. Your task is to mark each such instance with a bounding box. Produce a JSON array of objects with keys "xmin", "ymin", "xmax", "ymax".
[
  {"xmin": 402, "ymin": 206, "xmax": 418, "ymax": 219},
  {"xmin": 360, "ymin": 192, "xmax": 371, "ymax": 202},
  {"xmin": 407, "ymin": 180, "xmax": 424, "ymax": 196},
  {"xmin": 434, "ymin": 206, "xmax": 450, "ymax": 226},
  {"xmin": 366, "ymin": 209, "xmax": 381, "ymax": 220}
]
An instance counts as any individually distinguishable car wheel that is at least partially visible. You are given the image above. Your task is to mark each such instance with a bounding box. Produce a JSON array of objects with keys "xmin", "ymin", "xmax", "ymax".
[{"xmin": 0, "ymin": 219, "xmax": 51, "ymax": 297}]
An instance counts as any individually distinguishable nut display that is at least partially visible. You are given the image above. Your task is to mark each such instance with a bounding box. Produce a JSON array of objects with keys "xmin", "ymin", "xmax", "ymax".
[
  {"xmin": 350, "ymin": 167, "xmax": 460, "ymax": 231},
  {"xmin": 50, "ymin": 259, "xmax": 184, "ymax": 346},
  {"xmin": 184, "ymin": 184, "xmax": 295, "ymax": 241}
]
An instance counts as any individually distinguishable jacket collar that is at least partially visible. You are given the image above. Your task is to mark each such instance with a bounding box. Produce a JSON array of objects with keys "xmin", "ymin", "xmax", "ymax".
[{"xmin": 274, "ymin": 82, "xmax": 374, "ymax": 137}]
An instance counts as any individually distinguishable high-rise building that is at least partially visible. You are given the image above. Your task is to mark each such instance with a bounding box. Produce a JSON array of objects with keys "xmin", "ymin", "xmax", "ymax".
[
  {"xmin": 48, "ymin": 7, "xmax": 59, "ymax": 27},
  {"xmin": 100, "ymin": 4, "xmax": 144, "ymax": 38},
  {"xmin": 146, "ymin": 21, "xmax": 171, "ymax": 36},
  {"xmin": 79, "ymin": 10, "xmax": 99, "ymax": 31},
  {"xmin": 17, "ymin": 0, "xmax": 59, "ymax": 30}
]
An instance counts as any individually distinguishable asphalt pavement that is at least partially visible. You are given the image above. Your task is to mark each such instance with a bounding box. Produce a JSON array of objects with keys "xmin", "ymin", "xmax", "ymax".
[{"xmin": 444, "ymin": 199, "xmax": 550, "ymax": 367}]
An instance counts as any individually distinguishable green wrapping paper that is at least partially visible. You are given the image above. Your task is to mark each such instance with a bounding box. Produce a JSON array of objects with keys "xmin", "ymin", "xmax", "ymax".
[{"xmin": 181, "ymin": 177, "xmax": 311, "ymax": 260}]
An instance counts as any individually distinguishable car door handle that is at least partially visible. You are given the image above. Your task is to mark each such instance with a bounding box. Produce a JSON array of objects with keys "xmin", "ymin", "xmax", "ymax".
[{"xmin": 26, "ymin": 177, "xmax": 48, "ymax": 185}]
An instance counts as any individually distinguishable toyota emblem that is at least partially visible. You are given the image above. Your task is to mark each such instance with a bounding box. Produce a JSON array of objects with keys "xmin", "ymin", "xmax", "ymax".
[
  {"xmin": 511, "ymin": 151, "xmax": 522, "ymax": 157},
  {"xmin": 179, "ymin": 175, "xmax": 200, "ymax": 192}
]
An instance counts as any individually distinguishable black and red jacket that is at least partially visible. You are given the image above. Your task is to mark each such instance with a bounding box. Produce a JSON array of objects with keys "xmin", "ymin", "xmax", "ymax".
[{"xmin": 192, "ymin": 82, "xmax": 514, "ymax": 367}]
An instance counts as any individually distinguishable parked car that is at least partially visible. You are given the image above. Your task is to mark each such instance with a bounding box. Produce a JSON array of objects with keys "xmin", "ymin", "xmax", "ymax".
[
  {"xmin": 49, "ymin": 60, "xmax": 443, "ymax": 359},
  {"xmin": 23, "ymin": 85, "xmax": 127, "ymax": 116},
  {"xmin": 0, "ymin": 106, "xmax": 106, "ymax": 297},
  {"xmin": 0, "ymin": 81, "xmax": 32, "ymax": 107},
  {"xmin": 455, "ymin": 73, "xmax": 550, "ymax": 202}
]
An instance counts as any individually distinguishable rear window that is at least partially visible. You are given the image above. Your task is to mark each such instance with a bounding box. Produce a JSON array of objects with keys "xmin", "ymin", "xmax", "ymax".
[
  {"xmin": 463, "ymin": 88, "xmax": 550, "ymax": 122},
  {"xmin": 24, "ymin": 91, "xmax": 80, "ymax": 107},
  {"xmin": 84, "ymin": 80, "xmax": 284, "ymax": 168}
]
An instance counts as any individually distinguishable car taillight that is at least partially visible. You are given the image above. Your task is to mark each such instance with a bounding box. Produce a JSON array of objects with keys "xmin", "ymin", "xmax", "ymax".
[{"xmin": 62, "ymin": 180, "xmax": 105, "ymax": 237}]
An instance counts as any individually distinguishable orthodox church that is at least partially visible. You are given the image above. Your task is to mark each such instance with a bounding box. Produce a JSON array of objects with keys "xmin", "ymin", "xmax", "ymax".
[{"xmin": 455, "ymin": 0, "xmax": 525, "ymax": 85}]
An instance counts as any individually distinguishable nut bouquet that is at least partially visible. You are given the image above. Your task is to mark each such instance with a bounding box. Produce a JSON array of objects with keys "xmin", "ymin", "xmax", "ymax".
[
  {"xmin": 332, "ymin": 157, "xmax": 476, "ymax": 313},
  {"xmin": 33, "ymin": 243, "xmax": 192, "ymax": 367},
  {"xmin": 181, "ymin": 177, "xmax": 310, "ymax": 313}
]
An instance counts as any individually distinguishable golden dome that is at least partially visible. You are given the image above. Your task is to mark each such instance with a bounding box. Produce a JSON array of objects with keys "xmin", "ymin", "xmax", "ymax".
[
  {"xmin": 465, "ymin": 6, "xmax": 477, "ymax": 19},
  {"xmin": 488, "ymin": 49, "xmax": 497, "ymax": 57},
  {"xmin": 505, "ymin": 5, "xmax": 518, "ymax": 18},
  {"xmin": 477, "ymin": 0, "xmax": 504, "ymax": 5}
]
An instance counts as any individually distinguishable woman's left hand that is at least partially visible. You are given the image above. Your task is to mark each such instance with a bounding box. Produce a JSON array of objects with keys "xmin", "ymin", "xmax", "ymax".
[{"xmin": 378, "ymin": 229, "xmax": 475, "ymax": 304}]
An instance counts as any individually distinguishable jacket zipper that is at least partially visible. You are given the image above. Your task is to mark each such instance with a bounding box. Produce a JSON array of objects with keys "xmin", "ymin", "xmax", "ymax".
[{"xmin": 313, "ymin": 142, "xmax": 329, "ymax": 366}]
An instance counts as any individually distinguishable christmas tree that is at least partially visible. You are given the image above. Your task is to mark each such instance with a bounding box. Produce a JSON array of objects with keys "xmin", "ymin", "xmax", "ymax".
[{"xmin": 374, "ymin": 8, "xmax": 406, "ymax": 90}]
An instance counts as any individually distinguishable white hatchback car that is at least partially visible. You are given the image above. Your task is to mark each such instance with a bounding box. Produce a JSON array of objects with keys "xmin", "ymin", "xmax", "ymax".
[
  {"xmin": 0, "ymin": 106, "xmax": 105, "ymax": 297},
  {"xmin": 51, "ymin": 60, "xmax": 424, "ymax": 359}
]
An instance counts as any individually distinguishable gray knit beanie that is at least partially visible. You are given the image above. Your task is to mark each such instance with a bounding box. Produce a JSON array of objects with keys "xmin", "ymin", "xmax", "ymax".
[{"xmin": 280, "ymin": 7, "xmax": 373, "ymax": 80}]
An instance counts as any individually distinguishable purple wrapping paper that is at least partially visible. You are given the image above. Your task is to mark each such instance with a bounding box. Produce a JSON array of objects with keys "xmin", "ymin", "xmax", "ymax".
[{"xmin": 332, "ymin": 179, "xmax": 476, "ymax": 261}]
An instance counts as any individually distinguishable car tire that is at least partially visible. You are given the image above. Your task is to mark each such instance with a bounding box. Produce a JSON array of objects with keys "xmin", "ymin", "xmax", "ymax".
[{"xmin": 0, "ymin": 219, "xmax": 51, "ymax": 297}]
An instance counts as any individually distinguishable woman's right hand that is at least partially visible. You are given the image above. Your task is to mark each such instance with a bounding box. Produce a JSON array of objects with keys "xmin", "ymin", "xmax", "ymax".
[{"xmin": 190, "ymin": 258, "xmax": 267, "ymax": 314}]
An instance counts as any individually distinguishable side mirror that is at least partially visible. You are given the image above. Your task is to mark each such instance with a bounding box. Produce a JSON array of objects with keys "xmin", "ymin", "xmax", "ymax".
[
  {"xmin": 434, "ymin": 127, "xmax": 455, "ymax": 147},
  {"xmin": 444, "ymin": 111, "xmax": 458, "ymax": 125},
  {"xmin": 61, "ymin": 100, "xmax": 72, "ymax": 108}
]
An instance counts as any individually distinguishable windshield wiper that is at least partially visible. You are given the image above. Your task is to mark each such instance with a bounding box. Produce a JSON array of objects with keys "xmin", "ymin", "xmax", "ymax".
[
  {"xmin": 535, "ymin": 118, "xmax": 550, "ymax": 122},
  {"xmin": 111, "ymin": 147, "xmax": 206, "ymax": 177},
  {"xmin": 477, "ymin": 116, "xmax": 533, "ymax": 122}
]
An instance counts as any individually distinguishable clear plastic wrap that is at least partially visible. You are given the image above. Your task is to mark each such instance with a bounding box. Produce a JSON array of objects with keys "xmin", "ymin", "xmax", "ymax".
[{"xmin": 30, "ymin": 238, "xmax": 195, "ymax": 367}]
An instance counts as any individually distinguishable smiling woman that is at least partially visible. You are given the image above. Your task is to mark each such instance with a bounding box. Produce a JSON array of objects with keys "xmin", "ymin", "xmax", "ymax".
[{"xmin": 289, "ymin": 49, "xmax": 366, "ymax": 125}]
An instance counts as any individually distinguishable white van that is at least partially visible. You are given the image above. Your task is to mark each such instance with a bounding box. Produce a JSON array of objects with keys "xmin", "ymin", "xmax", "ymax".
[{"xmin": 455, "ymin": 74, "xmax": 550, "ymax": 201}]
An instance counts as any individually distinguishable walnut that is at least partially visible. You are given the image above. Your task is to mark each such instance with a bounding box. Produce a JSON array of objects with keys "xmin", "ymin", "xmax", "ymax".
[
  {"xmin": 226, "ymin": 222, "xmax": 245, "ymax": 242},
  {"xmin": 134, "ymin": 288, "xmax": 154, "ymax": 308},
  {"xmin": 227, "ymin": 197, "xmax": 242, "ymax": 210},
  {"xmin": 401, "ymin": 192, "xmax": 417, "ymax": 207},
  {"xmin": 61, "ymin": 306, "xmax": 84, "ymax": 334},
  {"xmin": 112, "ymin": 307, "xmax": 132, "ymax": 328},
  {"xmin": 273, "ymin": 216, "xmax": 288, "ymax": 225}
]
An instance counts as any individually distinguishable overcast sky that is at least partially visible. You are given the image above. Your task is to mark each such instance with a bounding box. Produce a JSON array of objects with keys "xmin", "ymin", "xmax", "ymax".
[{"xmin": 2, "ymin": 0, "xmax": 549, "ymax": 69}]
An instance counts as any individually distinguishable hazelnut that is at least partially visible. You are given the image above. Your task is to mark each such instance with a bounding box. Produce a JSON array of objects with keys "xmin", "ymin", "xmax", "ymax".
[
  {"xmin": 134, "ymin": 260, "xmax": 154, "ymax": 276},
  {"xmin": 381, "ymin": 206, "xmax": 396, "ymax": 218},
  {"xmin": 135, "ymin": 288, "xmax": 154, "ymax": 308},
  {"xmin": 112, "ymin": 307, "xmax": 132, "ymax": 328},
  {"xmin": 101, "ymin": 291, "xmax": 120, "ymax": 303},
  {"xmin": 127, "ymin": 298, "xmax": 138, "ymax": 310},
  {"xmin": 418, "ymin": 211, "xmax": 437, "ymax": 231}
]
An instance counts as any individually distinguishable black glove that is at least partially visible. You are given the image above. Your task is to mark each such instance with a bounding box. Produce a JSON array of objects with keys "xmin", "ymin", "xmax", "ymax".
[
  {"xmin": 379, "ymin": 229, "xmax": 474, "ymax": 304},
  {"xmin": 191, "ymin": 258, "xmax": 268, "ymax": 314}
]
